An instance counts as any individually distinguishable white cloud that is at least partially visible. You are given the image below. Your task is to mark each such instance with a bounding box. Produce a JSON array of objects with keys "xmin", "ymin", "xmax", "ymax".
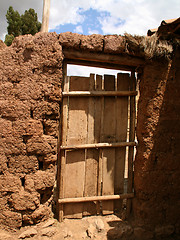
[
  {"xmin": 49, "ymin": 0, "xmax": 180, "ymax": 36},
  {"xmin": 74, "ymin": 25, "xmax": 83, "ymax": 34},
  {"xmin": 88, "ymin": 29, "xmax": 100, "ymax": 35},
  {"xmin": 0, "ymin": 0, "xmax": 180, "ymax": 41},
  {"xmin": 96, "ymin": 0, "xmax": 180, "ymax": 35}
]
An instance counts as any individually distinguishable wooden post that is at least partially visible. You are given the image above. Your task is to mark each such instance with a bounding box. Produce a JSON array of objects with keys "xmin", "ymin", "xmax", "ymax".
[
  {"xmin": 126, "ymin": 70, "xmax": 136, "ymax": 218},
  {"xmin": 58, "ymin": 64, "xmax": 69, "ymax": 222},
  {"xmin": 41, "ymin": 0, "xmax": 51, "ymax": 32},
  {"xmin": 114, "ymin": 73, "xmax": 130, "ymax": 213}
]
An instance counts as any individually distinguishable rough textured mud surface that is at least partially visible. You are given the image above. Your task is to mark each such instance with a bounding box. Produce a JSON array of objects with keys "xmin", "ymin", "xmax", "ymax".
[
  {"xmin": 0, "ymin": 31, "xmax": 180, "ymax": 239},
  {"xmin": 0, "ymin": 32, "xmax": 144, "ymax": 229},
  {"xmin": 0, "ymin": 32, "xmax": 63, "ymax": 228},
  {"xmin": 134, "ymin": 47, "xmax": 180, "ymax": 236}
]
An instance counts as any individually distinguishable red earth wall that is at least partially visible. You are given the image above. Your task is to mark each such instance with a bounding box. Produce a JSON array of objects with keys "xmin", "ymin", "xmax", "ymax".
[
  {"xmin": 133, "ymin": 48, "xmax": 180, "ymax": 237},
  {"xmin": 0, "ymin": 32, "xmax": 179, "ymax": 239}
]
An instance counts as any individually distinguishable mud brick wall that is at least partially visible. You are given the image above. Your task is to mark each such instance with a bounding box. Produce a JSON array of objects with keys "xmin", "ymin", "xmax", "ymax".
[
  {"xmin": 0, "ymin": 32, "xmax": 138, "ymax": 229},
  {"xmin": 133, "ymin": 47, "xmax": 180, "ymax": 237},
  {"xmin": 0, "ymin": 32, "xmax": 128, "ymax": 228},
  {"xmin": 0, "ymin": 33, "xmax": 63, "ymax": 228},
  {"xmin": 0, "ymin": 31, "xmax": 179, "ymax": 235}
]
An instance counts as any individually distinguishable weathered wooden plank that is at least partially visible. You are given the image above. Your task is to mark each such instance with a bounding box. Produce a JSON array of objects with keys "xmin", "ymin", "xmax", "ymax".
[
  {"xmin": 70, "ymin": 76, "xmax": 90, "ymax": 91},
  {"xmin": 62, "ymin": 91, "xmax": 137, "ymax": 97},
  {"xmin": 60, "ymin": 142, "xmax": 137, "ymax": 150},
  {"xmin": 64, "ymin": 150, "xmax": 85, "ymax": 218},
  {"xmin": 126, "ymin": 70, "xmax": 136, "ymax": 218},
  {"xmin": 83, "ymin": 74, "xmax": 98, "ymax": 216},
  {"xmin": 58, "ymin": 67, "xmax": 69, "ymax": 221},
  {"xmin": 66, "ymin": 59, "xmax": 137, "ymax": 72},
  {"xmin": 66, "ymin": 97, "xmax": 88, "ymax": 146},
  {"xmin": 95, "ymin": 74, "xmax": 103, "ymax": 215},
  {"xmin": 58, "ymin": 193, "xmax": 134, "ymax": 204},
  {"xmin": 102, "ymin": 74, "xmax": 116, "ymax": 215},
  {"xmin": 64, "ymin": 76, "xmax": 90, "ymax": 218},
  {"xmin": 63, "ymin": 50, "xmax": 145, "ymax": 67},
  {"xmin": 94, "ymin": 75, "xmax": 103, "ymax": 144},
  {"xmin": 114, "ymin": 73, "xmax": 130, "ymax": 213}
]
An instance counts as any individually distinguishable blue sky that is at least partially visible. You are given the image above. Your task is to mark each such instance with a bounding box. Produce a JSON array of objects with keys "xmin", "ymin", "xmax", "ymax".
[
  {"xmin": 0, "ymin": 0, "xmax": 179, "ymax": 76},
  {"xmin": 50, "ymin": 8, "xmax": 108, "ymax": 35},
  {"xmin": 1, "ymin": 0, "xmax": 180, "ymax": 39},
  {"xmin": 50, "ymin": 8, "xmax": 125, "ymax": 36}
]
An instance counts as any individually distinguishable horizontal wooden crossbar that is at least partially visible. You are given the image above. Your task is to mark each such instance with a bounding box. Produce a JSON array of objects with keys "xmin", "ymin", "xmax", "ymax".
[
  {"xmin": 62, "ymin": 91, "xmax": 138, "ymax": 97},
  {"xmin": 58, "ymin": 193, "xmax": 134, "ymax": 204},
  {"xmin": 60, "ymin": 141, "xmax": 137, "ymax": 150}
]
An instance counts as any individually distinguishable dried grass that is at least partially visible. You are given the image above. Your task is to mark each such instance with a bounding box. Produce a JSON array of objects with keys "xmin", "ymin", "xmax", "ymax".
[
  {"xmin": 141, "ymin": 34, "xmax": 173, "ymax": 59},
  {"xmin": 124, "ymin": 33, "xmax": 173, "ymax": 59}
]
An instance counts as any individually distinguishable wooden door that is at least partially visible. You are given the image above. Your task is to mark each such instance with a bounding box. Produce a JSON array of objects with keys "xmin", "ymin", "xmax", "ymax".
[{"xmin": 58, "ymin": 72, "xmax": 137, "ymax": 221}]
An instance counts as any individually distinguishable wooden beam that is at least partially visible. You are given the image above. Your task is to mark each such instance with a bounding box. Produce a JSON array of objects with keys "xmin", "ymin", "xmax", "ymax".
[
  {"xmin": 58, "ymin": 193, "xmax": 134, "ymax": 204},
  {"xmin": 60, "ymin": 142, "xmax": 137, "ymax": 150},
  {"xmin": 126, "ymin": 70, "xmax": 137, "ymax": 219},
  {"xmin": 62, "ymin": 91, "xmax": 138, "ymax": 97},
  {"xmin": 63, "ymin": 50, "xmax": 145, "ymax": 68}
]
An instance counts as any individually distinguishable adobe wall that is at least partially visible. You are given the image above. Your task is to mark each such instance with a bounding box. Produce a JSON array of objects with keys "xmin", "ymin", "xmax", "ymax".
[
  {"xmin": 0, "ymin": 31, "xmax": 179, "ymax": 238},
  {"xmin": 0, "ymin": 32, "xmax": 142, "ymax": 228},
  {"xmin": 0, "ymin": 33, "xmax": 63, "ymax": 227},
  {"xmin": 133, "ymin": 46, "xmax": 180, "ymax": 237}
]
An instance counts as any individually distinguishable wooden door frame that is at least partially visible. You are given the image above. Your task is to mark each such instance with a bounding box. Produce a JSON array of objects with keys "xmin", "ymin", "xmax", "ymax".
[{"xmin": 57, "ymin": 50, "xmax": 142, "ymax": 221}]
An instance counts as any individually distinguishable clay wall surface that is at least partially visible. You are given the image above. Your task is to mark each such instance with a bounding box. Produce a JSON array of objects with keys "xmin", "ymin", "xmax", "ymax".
[
  {"xmin": 0, "ymin": 32, "xmax": 143, "ymax": 228},
  {"xmin": 133, "ymin": 47, "xmax": 180, "ymax": 237},
  {"xmin": 0, "ymin": 33, "xmax": 63, "ymax": 228},
  {"xmin": 0, "ymin": 31, "xmax": 179, "ymax": 237}
]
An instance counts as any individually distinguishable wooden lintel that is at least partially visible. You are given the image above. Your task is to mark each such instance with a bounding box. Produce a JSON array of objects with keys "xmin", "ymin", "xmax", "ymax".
[
  {"xmin": 62, "ymin": 91, "xmax": 138, "ymax": 97},
  {"xmin": 63, "ymin": 49, "xmax": 145, "ymax": 68},
  {"xmin": 58, "ymin": 193, "xmax": 134, "ymax": 204},
  {"xmin": 66, "ymin": 59, "xmax": 136, "ymax": 72},
  {"xmin": 60, "ymin": 141, "xmax": 137, "ymax": 150}
]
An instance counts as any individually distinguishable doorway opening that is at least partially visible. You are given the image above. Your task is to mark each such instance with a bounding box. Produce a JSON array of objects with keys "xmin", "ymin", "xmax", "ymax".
[{"xmin": 57, "ymin": 62, "xmax": 137, "ymax": 221}]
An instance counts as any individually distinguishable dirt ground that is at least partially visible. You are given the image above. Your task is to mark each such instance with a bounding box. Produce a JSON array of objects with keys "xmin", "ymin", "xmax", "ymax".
[{"xmin": 0, "ymin": 215, "xmax": 134, "ymax": 240}]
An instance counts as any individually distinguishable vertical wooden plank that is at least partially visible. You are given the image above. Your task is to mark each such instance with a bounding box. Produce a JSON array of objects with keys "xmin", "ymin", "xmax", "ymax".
[
  {"xmin": 64, "ymin": 150, "xmax": 85, "ymax": 218},
  {"xmin": 83, "ymin": 74, "xmax": 98, "ymax": 216},
  {"xmin": 126, "ymin": 70, "xmax": 136, "ymax": 218},
  {"xmin": 58, "ymin": 63, "xmax": 69, "ymax": 221},
  {"xmin": 95, "ymin": 74, "xmax": 103, "ymax": 215},
  {"xmin": 102, "ymin": 74, "xmax": 116, "ymax": 215},
  {"xmin": 94, "ymin": 75, "xmax": 103, "ymax": 144},
  {"xmin": 64, "ymin": 76, "xmax": 90, "ymax": 218},
  {"xmin": 114, "ymin": 73, "xmax": 130, "ymax": 213}
]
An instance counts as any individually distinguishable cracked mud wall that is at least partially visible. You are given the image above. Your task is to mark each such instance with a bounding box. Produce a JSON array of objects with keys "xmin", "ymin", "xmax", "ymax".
[
  {"xmin": 133, "ymin": 46, "xmax": 180, "ymax": 236},
  {"xmin": 0, "ymin": 31, "xmax": 143, "ymax": 229},
  {"xmin": 0, "ymin": 30, "xmax": 179, "ymax": 237},
  {"xmin": 0, "ymin": 32, "xmax": 63, "ymax": 228}
]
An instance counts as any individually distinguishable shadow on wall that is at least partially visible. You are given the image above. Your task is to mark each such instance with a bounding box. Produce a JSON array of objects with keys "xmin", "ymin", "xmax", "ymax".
[
  {"xmin": 133, "ymin": 47, "xmax": 180, "ymax": 234},
  {"xmin": 107, "ymin": 219, "xmax": 133, "ymax": 239}
]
